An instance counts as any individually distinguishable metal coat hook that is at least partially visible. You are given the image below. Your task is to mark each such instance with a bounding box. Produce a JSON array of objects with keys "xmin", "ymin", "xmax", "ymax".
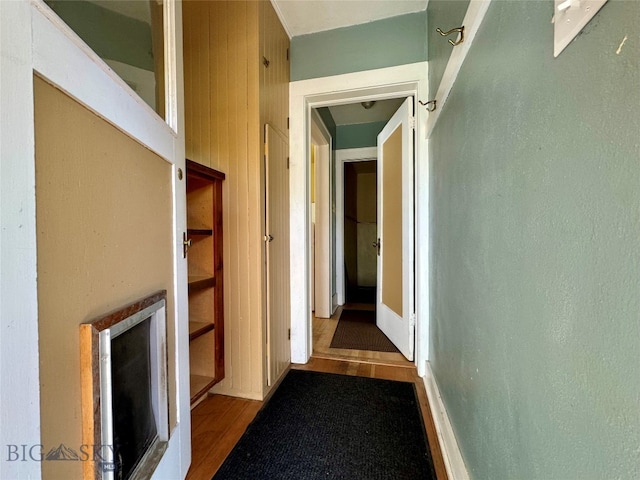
[
  {"xmin": 436, "ymin": 26, "xmax": 465, "ymax": 46},
  {"xmin": 419, "ymin": 99, "xmax": 437, "ymax": 112}
]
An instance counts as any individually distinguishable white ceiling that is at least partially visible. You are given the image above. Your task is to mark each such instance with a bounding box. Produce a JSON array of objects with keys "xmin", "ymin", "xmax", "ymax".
[
  {"xmin": 271, "ymin": 0, "xmax": 428, "ymax": 37},
  {"xmin": 327, "ymin": 98, "xmax": 405, "ymax": 126}
]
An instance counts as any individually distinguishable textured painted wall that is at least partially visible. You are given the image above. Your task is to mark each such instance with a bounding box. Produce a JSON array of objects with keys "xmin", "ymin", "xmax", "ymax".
[
  {"xmin": 336, "ymin": 121, "xmax": 387, "ymax": 150},
  {"xmin": 427, "ymin": 0, "xmax": 470, "ymax": 97},
  {"xmin": 430, "ymin": 1, "xmax": 640, "ymax": 479},
  {"xmin": 290, "ymin": 12, "xmax": 427, "ymax": 81}
]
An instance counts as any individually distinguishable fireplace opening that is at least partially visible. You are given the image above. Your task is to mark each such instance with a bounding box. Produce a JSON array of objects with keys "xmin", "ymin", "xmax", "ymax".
[
  {"xmin": 81, "ymin": 291, "xmax": 169, "ymax": 480},
  {"xmin": 111, "ymin": 317, "xmax": 157, "ymax": 478}
]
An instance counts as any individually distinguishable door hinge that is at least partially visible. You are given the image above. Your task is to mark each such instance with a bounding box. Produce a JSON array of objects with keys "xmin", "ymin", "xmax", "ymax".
[
  {"xmin": 288, "ymin": 328, "xmax": 291, "ymax": 340},
  {"xmin": 286, "ymin": 157, "xmax": 290, "ymax": 169},
  {"xmin": 262, "ymin": 56, "xmax": 270, "ymax": 68},
  {"xmin": 286, "ymin": 48, "xmax": 290, "ymax": 61},
  {"xmin": 410, "ymin": 312, "xmax": 416, "ymax": 328},
  {"xmin": 263, "ymin": 124, "xmax": 267, "ymax": 143},
  {"xmin": 409, "ymin": 116, "xmax": 416, "ymax": 130},
  {"xmin": 287, "ymin": 117, "xmax": 290, "ymax": 130}
]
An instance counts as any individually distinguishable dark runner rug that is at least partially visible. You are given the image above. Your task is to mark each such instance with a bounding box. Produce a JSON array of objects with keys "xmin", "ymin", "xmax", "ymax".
[
  {"xmin": 330, "ymin": 309, "xmax": 400, "ymax": 352},
  {"xmin": 213, "ymin": 370, "xmax": 435, "ymax": 480}
]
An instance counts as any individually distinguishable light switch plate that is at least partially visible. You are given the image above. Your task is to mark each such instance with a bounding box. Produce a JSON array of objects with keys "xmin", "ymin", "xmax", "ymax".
[{"xmin": 553, "ymin": 0, "xmax": 608, "ymax": 57}]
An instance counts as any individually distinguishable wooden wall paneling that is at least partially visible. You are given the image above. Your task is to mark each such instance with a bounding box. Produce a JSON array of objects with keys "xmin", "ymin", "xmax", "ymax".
[
  {"xmin": 206, "ymin": 0, "xmax": 230, "ymax": 393},
  {"xmin": 197, "ymin": 1, "xmax": 211, "ymax": 166},
  {"xmin": 183, "ymin": 0, "xmax": 289, "ymax": 401},
  {"xmin": 184, "ymin": 0, "xmax": 197, "ymax": 162},
  {"xmin": 247, "ymin": 0, "xmax": 263, "ymax": 396},
  {"xmin": 183, "ymin": 2, "xmax": 192, "ymax": 156},
  {"xmin": 259, "ymin": 0, "xmax": 290, "ymax": 397},
  {"xmin": 230, "ymin": 0, "xmax": 249, "ymax": 395}
]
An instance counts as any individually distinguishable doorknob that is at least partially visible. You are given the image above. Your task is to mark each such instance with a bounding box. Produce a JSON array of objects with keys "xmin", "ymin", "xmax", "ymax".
[{"xmin": 373, "ymin": 238, "xmax": 380, "ymax": 256}]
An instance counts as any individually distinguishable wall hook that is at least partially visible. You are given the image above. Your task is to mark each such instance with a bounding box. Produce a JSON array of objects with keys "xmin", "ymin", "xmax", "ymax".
[
  {"xmin": 436, "ymin": 26, "xmax": 465, "ymax": 46},
  {"xmin": 419, "ymin": 99, "xmax": 437, "ymax": 112}
]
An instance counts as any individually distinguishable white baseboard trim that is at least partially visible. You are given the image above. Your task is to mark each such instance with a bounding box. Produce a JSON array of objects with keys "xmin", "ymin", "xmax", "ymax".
[{"xmin": 423, "ymin": 362, "xmax": 470, "ymax": 480}]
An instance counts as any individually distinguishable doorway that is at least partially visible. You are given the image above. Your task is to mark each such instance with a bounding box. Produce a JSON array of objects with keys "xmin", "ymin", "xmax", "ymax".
[
  {"xmin": 309, "ymin": 95, "xmax": 415, "ymax": 364},
  {"xmin": 343, "ymin": 160, "xmax": 377, "ymax": 306},
  {"xmin": 289, "ymin": 62, "xmax": 429, "ymax": 376}
]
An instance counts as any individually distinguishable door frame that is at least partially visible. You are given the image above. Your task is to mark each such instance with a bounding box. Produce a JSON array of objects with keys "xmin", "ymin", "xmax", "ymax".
[
  {"xmin": 310, "ymin": 110, "xmax": 333, "ymax": 318},
  {"xmin": 289, "ymin": 62, "xmax": 430, "ymax": 376},
  {"xmin": 335, "ymin": 147, "xmax": 378, "ymax": 306},
  {"xmin": 1, "ymin": 1, "xmax": 189, "ymax": 478}
]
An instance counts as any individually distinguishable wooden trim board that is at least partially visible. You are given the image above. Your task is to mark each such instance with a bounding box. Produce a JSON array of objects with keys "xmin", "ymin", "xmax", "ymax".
[{"xmin": 80, "ymin": 291, "xmax": 167, "ymax": 480}]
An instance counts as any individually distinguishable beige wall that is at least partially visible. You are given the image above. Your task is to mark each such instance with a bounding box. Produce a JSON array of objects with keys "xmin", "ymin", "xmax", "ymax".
[
  {"xmin": 183, "ymin": 0, "xmax": 289, "ymax": 399},
  {"xmin": 381, "ymin": 128, "xmax": 402, "ymax": 316},
  {"xmin": 34, "ymin": 77, "xmax": 175, "ymax": 479},
  {"xmin": 356, "ymin": 172, "xmax": 377, "ymax": 286},
  {"xmin": 344, "ymin": 164, "xmax": 358, "ymax": 288},
  {"xmin": 344, "ymin": 163, "xmax": 378, "ymax": 288},
  {"xmin": 356, "ymin": 172, "xmax": 376, "ymax": 223}
]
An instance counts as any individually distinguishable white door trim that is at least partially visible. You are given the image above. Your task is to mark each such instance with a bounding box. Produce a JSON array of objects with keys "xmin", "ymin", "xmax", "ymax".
[
  {"xmin": 310, "ymin": 110, "xmax": 332, "ymax": 318},
  {"xmin": 1, "ymin": 1, "xmax": 189, "ymax": 478},
  {"xmin": 0, "ymin": 3, "xmax": 40, "ymax": 478},
  {"xmin": 423, "ymin": 362, "xmax": 470, "ymax": 480},
  {"xmin": 335, "ymin": 147, "xmax": 377, "ymax": 306},
  {"xmin": 289, "ymin": 62, "xmax": 430, "ymax": 376}
]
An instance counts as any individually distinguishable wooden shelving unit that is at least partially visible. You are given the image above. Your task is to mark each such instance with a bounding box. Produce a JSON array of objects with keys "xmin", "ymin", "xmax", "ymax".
[{"xmin": 186, "ymin": 159, "xmax": 225, "ymax": 405}]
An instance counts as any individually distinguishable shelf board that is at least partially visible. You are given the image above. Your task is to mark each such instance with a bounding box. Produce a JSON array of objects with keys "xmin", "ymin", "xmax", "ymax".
[
  {"xmin": 189, "ymin": 320, "xmax": 214, "ymax": 341},
  {"xmin": 188, "ymin": 275, "xmax": 216, "ymax": 291},
  {"xmin": 190, "ymin": 374, "xmax": 216, "ymax": 404},
  {"xmin": 187, "ymin": 228, "xmax": 213, "ymax": 236}
]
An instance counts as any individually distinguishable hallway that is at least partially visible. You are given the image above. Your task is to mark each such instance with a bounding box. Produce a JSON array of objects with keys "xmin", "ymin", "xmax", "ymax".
[{"xmin": 186, "ymin": 331, "xmax": 447, "ymax": 479}]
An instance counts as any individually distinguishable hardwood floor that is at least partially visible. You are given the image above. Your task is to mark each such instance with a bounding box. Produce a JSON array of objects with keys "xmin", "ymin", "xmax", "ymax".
[
  {"xmin": 312, "ymin": 304, "xmax": 414, "ymax": 367},
  {"xmin": 186, "ymin": 310, "xmax": 448, "ymax": 480}
]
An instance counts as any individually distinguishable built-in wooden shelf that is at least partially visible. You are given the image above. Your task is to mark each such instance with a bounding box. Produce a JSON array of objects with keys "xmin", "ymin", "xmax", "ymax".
[
  {"xmin": 187, "ymin": 228, "xmax": 213, "ymax": 236},
  {"xmin": 188, "ymin": 275, "xmax": 216, "ymax": 291},
  {"xmin": 190, "ymin": 374, "xmax": 216, "ymax": 404},
  {"xmin": 186, "ymin": 160, "xmax": 225, "ymax": 407},
  {"xmin": 189, "ymin": 319, "xmax": 214, "ymax": 341}
]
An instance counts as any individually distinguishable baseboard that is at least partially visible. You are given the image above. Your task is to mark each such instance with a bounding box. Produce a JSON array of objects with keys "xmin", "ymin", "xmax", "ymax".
[{"xmin": 423, "ymin": 362, "xmax": 470, "ymax": 480}]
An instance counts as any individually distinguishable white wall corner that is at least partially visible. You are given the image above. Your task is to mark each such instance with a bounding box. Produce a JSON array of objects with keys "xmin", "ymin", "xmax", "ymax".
[{"xmin": 423, "ymin": 362, "xmax": 470, "ymax": 480}]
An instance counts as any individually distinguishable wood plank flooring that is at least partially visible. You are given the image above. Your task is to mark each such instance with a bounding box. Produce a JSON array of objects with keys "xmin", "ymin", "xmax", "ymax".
[
  {"xmin": 186, "ymin": 310, "xmax": 448, "ymax": 480},
  {"xmin": 312, "ymin": 305, "xmax": 414, "ymax": 366}
]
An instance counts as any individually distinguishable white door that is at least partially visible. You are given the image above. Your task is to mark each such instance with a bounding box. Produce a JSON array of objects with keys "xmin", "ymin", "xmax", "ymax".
[
  {"xmin": 376, "ymin": 97, "xmax": 415, "ymax": 361},
  {"xmin": 265, "ymin": 124, "xmax": 291, "ymax": 386}
]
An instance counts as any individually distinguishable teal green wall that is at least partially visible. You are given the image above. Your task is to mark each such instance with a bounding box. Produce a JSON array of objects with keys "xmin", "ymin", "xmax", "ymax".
[
  {"xmin": 427, "ymin": 0, "xmax": 470, "ymax": 96},
  {"xmin": 430, "ymin": 1, "xmax": 640, "ymax": 479},
  {"xmin": 316, "ymin": 107, "xmax": 337, "ymax": 141},
  {"xmin": 336, "ymin": 121, "xmax": 387, "ymax": 150},
  {"xmin": 290, "ymin": 12, "xmax": 427, "ymax": 81},
  {"xmin": 45, "ymin": 0, "xmax": 155, "ymax": 71}
]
